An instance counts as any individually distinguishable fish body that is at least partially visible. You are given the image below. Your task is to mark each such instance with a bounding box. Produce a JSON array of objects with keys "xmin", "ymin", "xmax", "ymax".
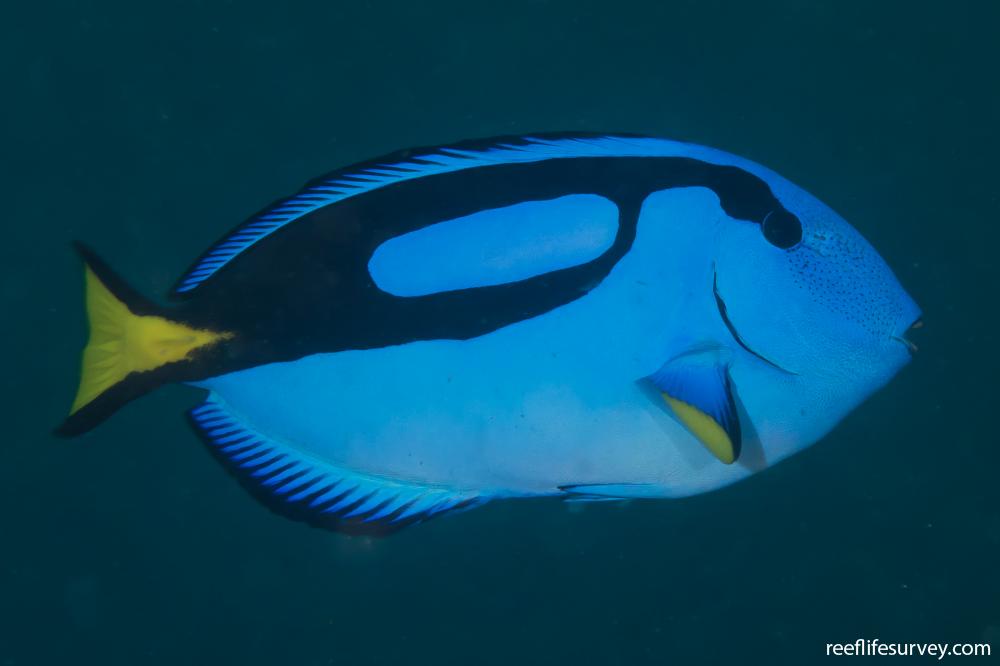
[{"xmin": 60, "ymin": 134, "xmax": 920, "ymax": 534}]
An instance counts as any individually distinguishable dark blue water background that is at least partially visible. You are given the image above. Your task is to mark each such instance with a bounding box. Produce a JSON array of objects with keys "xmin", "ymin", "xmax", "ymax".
[{"xmin": 2, "ymin": 1, "xmax": 997, "ymax": 664}]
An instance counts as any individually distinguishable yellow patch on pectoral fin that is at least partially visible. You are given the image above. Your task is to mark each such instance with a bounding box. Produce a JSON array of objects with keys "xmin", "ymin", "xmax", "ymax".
[
  {"xmin": 70, "ymin": 263, "xmax": 232, "ymax": 415},
  {"xmin": 647, "ymin": 349, "xmax": 742, "ymax": 464},
  {"xmin": 661, "ymin": 394, "xmax": 737, "ymax": 464}
]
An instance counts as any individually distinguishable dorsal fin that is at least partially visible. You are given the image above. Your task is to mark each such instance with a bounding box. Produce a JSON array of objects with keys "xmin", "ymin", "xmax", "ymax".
[{"xmin": 171, "ymin": 133, "xmax": 726, "ymax": 296}]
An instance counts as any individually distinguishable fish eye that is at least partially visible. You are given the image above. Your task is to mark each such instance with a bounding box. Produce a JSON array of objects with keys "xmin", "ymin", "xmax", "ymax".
[{"xmin": 761, "ymin": 210, "xmax": 802, "ymax": 249}]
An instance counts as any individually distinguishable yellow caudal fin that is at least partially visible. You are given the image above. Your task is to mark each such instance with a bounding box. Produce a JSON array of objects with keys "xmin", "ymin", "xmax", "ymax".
[{"xmin": 59, "ymin": 244, "xmax": 233, "ymax": 436}]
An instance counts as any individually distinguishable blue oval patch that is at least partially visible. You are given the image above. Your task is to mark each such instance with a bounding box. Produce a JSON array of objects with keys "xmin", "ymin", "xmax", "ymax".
[{"xmin": 368, "ymin": 194, "xmax": 619, "ymax": 297}]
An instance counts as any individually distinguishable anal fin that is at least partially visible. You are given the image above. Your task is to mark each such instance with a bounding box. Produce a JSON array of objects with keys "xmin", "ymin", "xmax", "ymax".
[
  {"xmin": 559, "ymin": 483, "xmax": 660, "ymax": 499},
  {"xmin": 190, "ymin": 397, "xmax": 486, "ymax": 535}
]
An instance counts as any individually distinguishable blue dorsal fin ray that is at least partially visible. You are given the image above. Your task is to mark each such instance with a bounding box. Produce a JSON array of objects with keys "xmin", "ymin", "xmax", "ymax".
[
  {"xmin": 188, "ymin": 397, "xmax": 486, "ymax": 535},
  {"xmin": 646, "ymin": 348, "xmax": 742, "ymax": 464},
  {"xmin": 171, "ymin": 133, "xmax": 733, "ymax": 295}
]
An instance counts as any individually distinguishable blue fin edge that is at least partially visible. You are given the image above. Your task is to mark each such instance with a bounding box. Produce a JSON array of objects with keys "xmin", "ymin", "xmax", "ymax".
[{"xmin": 189, "ymin": 397, "xmax": 486, "ymax": 536}]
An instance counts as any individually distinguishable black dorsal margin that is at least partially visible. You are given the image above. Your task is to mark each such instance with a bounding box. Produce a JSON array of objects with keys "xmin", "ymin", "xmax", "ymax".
[
  {"xmin": 157, "ymin": 134, "xmax": 796, "ymax": 385},
  {"xmin": 169, "ymin": 133, "xmax": 788, "ymax": 299}
]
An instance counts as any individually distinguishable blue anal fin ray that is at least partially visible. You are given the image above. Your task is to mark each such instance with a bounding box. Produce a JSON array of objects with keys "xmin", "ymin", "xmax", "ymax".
[
  {"xmin": 188, "ymin": 397, "xmax": 486, "ymax": 536},
  {"xmin": 559, "ymin": 483, "xmax": 661, "ymax": 499},
  {"xmin": 646, "ymin": 348, "xmax": 742, "ymax": 464}
]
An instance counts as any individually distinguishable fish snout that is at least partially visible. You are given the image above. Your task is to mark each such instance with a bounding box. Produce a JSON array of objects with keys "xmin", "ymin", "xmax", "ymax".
[{"xmin": 891, "ymin": 315, "xmax": 923, "ymax": 356}]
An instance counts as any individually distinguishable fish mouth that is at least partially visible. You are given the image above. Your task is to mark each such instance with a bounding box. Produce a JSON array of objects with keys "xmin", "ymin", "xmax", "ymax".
[
  {"xmin": 712, "ymin": 270, "xmax": 794, "ymax": 374},
  {"xmin": 891, "ymin": 317, "xmax": 923, "ymax": 355}
]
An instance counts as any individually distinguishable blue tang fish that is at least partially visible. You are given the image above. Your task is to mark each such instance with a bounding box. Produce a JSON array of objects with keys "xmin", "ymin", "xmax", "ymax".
[{"xmin": 59, "ymin": 134, "xmax": 921, "ymax": 535}]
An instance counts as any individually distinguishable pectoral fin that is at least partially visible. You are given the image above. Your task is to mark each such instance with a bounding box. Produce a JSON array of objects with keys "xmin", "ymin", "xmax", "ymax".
[{"xmin": 648, "ymin": 351, "xmax": 742, "ymax": 464}]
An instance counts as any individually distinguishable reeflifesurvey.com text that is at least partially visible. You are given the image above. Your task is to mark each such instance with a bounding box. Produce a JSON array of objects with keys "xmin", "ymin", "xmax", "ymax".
[{"xmin": 826, "ymin": 639, "xmax": 991, "ymax": 659}]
